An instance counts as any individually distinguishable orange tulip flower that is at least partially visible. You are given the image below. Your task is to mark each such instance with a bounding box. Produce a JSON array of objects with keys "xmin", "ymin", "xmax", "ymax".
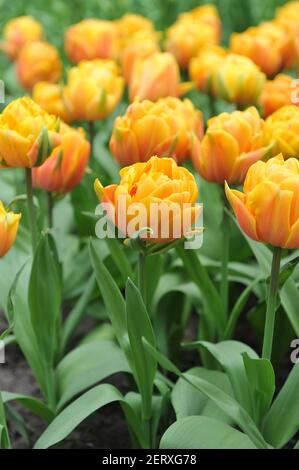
[
  {"xmin": 192, "ymin": 107, "xmax": 268, "ymax": 184},
  {"xmin": 94, "ymin": 156, "xmax": 199, "ymax": 243},
  {"xmin": 226, "ymin": 154, "xmax": 299, "ymax": 248},
  {"xmin": 32, "ymin": 123, "xmax": 90, "ymax": 194},
  {"xmin": 260, "ymin": 74, "xmax": 299, "ymax": 117},
  {"xmin": 110, "ymin": 96, "xmax": 203, "ymax": 166},
  {"xmin": 65, "ymin": 19, "xmax": 120, "ymax": 63},
  {"xmin": 189, "ymin": 46, "xmax": 227, "ymax": 93},
  {"xmin": 129, "ymin": 52, "xmax": 192, "ymax": 102},
  {"xmin": 0, "ymin": 96, "xmax": 60, "ymax": 168},
  {"xmin": 0, "ymin": 16, "xmax": 43, "ymax": 60},
  {"xmin": 16, "ymin": 41, "xmax": 62, "ymax": 91}
]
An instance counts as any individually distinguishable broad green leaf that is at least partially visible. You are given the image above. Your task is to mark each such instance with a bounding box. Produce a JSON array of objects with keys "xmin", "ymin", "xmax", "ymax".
[
  {"xmin": 263, "ymin": 363, "xmax": 299, "ymax": 448},
  {"xmin": 29, "ymin": 233, "xmax": 62, "ymax": 366},
  {"xmin": 126, "ymin": 278, "xmax": 156, "ymax": 420},
  {"xmin": 143, "ymin": 339, "xmax": 268, "ymax": 449},
  {"xmin": 34, "ymin": 384, "xmax": 145, "ymax": 449},
  {"xmin": 191, "ymin": 340, "xmax": 258, "ymax": 416},
  {"xmin": 89, "ymin": 239, "xmax": 127, "ymax": 347},
  {"xmin": 105, "ymin": 237, "xmax": 134, "ymax": 283},
  {"xmin": 242, "ymin": 353, "xmax": 275, "ymax": 425},
  {"xmin": 172, "ymin": 367, "xmax": 232, "ymax": 424},
  {"xmin": 56, "ymin": 340, "xmax": 130, "ymax": 410},
  {"xmin": 280, "ymin": 278, "xmax": 299, "ymax": 336},
  {"xmin": 160, "ymin": 416, "xmax": 257, "ymax": 449},
  {"xmin": 1, "ymin": 392, "xmax": 54, "ymax": 423}
]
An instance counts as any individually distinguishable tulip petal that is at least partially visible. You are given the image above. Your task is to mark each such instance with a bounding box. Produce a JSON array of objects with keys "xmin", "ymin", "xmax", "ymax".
[{"xmin": 225, "ymin": 182, "xmax": 259, "ymax": 241}]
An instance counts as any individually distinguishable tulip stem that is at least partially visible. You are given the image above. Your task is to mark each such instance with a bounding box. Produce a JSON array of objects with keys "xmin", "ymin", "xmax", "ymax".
[
  {"xmin": 220, "ymin": 197, "xmax": 230, "ymax": 319},
  {"xmin": 262, "ymin": 246, "xmax": 282, "ymax": 361},
  {"xmin": 25, "ymin": 168, "xmax": 37, "ymax": 252},
  {"xmin": 138, "ymin": 252, "xmax": 147, "ymax": 309}
]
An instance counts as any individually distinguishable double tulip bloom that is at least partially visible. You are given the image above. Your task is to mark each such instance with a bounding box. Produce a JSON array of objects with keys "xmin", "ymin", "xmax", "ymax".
[
  {"xmin": 110, "ymin": 97, "xmax": 203, "ymax": 166},
  {"xmin": 230, "ymin": 22, "xmax": 295, "ymax": 77},
  {"xmin": 0, "ymin": 16, "xmax": 43, "ymax": 60},
  {"xmin": 192, "ymin": 107, "xmax": 268, "ymax": 184},
  {"xmin": 260, "ymin": 74, "xmax": 299, "ymax": 117},
  {"xmin": 275, "ymin": 2, "xmax": 299, "ymax": 57},
  {"xmin": 226, "ymin": 155, "xmax": 299, "ymax": 249},
  {"xmin": 33, "ymin": 123, "xmax": 90, "ymax": 194},
  {"xmin": 16, "ymin": 41, "xmax": 62, "ymax": 90},
  {"xmin": 129, "ymin": 52, "xmax": 191, "ymax": 102},
  {"xmin": 0, "ymin": 202, "xmax": 21, "ymax": 257},
  {"xmin": 211, "ymin": 54, "xmax": 266, "ymax": 107},
  {"xmin": 0, "ymin": 96, "xmax": 60, "ymax": 168},
  {"xmin": 65, "ymin": 19, "xmax": 120, "ymax": 63},
  {"xmin": 63, "ymin": 59, "xmax": 124, "ymax": 122},
  {"xmin": 264, "ymin": 105, "xmax": 299, "ymax": 158},
  {"xmin": 94, "ymin": 156, "xmax": 199, "ymax": 243},
  {"xmin": 189, "ymin": 46, "xmax": 227, "ymax": 94},
  {"xmin": 33, "ymin": 82, "xmax": 71, "ymax": 123},
  {"xmin": 165, "ymin": 5, "xmax": 221, "ymax": 68}
]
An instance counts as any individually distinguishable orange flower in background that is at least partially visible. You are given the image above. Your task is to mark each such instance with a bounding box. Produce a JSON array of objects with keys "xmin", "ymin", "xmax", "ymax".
[
  {"xmin": 33, "ymin": 82, "xmax": 71, "ymax": 123},
  {"xmin": 0, "ymin": 201, "xmax": 21, "ymax": 257},
  {"xmin": 165, "ymin": 4, "xmax": 221, "ymax": 69},
  {"xmin": 94, "ymin": 156, "xmax": 199, "ymax": 243},
  {"xmin": 116, "ymin": 13, "xmax": 156, "ymax": 45},
  {"xmin": 0, "ymin": 96, "xmax": 60, "ymax": 168},
  {"xmin": 276, "ymin": 2, "xmax": 299, "ymax": 57},
  {"xmin": 16, "ymin": 41, "xmax": 62, "ymax": 91},
  {"xmin": 0, "ymin": 16, "xmax": 43, "ymax": 60},
  {"xmin": 32, "ymin": 123, "xmax": 90, "ymax": 194},
  {"xmin": 211, "ymin": 54, "xmax": 266, "ymax": 106},
  {"xmin": 263, "ymin": 105, "xmax": 299, "ymax": 158},
  {"xmin": 129, "ymin": 52, "xmax": 192, "ymax": 102},
  {"xmin": 189, "ymin": 46, "xmax": 227, "ymax": 94},
  {"xmin": 226, "ymin": 154, "xmax": 299, "ymax": 248},
  {"xmin": 260, "ymin": 74, "xmax": 299, "ymax": 117},
  {"xmin": 230, "ymin": 22, "xmax": 295, "ymax": 77},
  {"xmin": 192, "ymin": 107, "xmax": 268, "ymax": 184},
  {"xmin": 65, "ymin": 19, "xmax": 120, "ymax": 63},
  {"xmin": 63, "ymin": 59, "xmax": 124, "ymax": 122},
  {"xmin": 110, "ymin": 97, "xmax": 203, "ymax": 166},
  {"xmin": 121, "ymin": 31, "xmax": 160, "ymax": 84}
]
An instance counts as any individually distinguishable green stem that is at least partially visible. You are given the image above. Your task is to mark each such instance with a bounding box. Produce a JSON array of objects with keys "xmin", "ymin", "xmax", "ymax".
[
  {"xmin": 47, "ymin": 192, "xmax": 53, "ymax": 228},
  {"xmin": 138, "ymin": 252, "xmax": 147, "ymax": 307},
  {"xmin": 262, "ymin": 247, "xmax": 282, "ymax": 360},
  {"xmin": 220, "ymin": 198, "xmax": 230, "ymax": 319},
  {"xmin": 25, "ymin": 168, "xmax": 37, "ymax": 252}
]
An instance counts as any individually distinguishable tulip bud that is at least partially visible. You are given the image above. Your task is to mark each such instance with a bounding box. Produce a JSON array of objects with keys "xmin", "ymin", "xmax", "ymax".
[
  {"xmin": 129, "ymin": 52, "xmax": 192, "ymax": 102},
  {"xmin": 65, "ymin": 19, "xmax": 120, "ymax": 63},
  {"xmin": 32, "ymin": 82, "xmax": 71, "ymax": 123},
  {"xmin": 211, "ymin": 54, "xmax": 266, "ymax": 106},
  {"xmin": 264, "ymin": 105, "xmax": 299, "ymax": 158},
  {"xmin": 0, "ymin": 201, "xmax": 21, "ymax": 257},
  {"xmin": 16, "ymin": 41, "xmax": 62, "ymax": 91},
  {"xmin": 226, "ymin": 154, "xmax": 299, "ymax": 248},
  {"xmin": 110, "ymin": 96, "xmax": 203, "ymax": 166},
  {"xmin": 0, "ymin": 16, "xmax": 43, "ymax": 60},
  {"xmin": 192, "ymin": 106, "xmax": 269, "ymax": 184},
  {"xmin": 32, "ymin": 123, "xmax": 90, "ymax": 194},
  {"xmin": 63, "ymin": 59, "xmax": 124, "ymax": 122},
  {"xmin": 0, "ymin": 96, "xmax": 60, "ymax": 168},
  {"xmin": 94, "ymin": 156, "xmax": 199, "ymax": 244}
]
